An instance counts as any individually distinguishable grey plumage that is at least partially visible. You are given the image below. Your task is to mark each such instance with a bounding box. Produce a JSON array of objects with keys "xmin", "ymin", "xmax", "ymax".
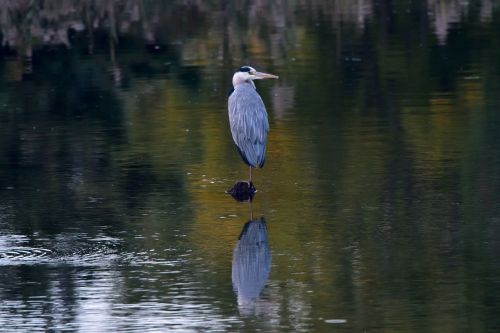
[
  {"xmin": 228, "ymin": 82, "xmax": 269, "ymax": 168},
  {"xmin": 227, "ymin": 66, "xmax": 278, "ymax": 180}
]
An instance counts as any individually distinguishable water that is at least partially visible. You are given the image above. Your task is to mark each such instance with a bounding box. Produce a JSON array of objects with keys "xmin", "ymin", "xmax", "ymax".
[{"xmin": 0, "ymin": 1, "xmax": 499, "ymax": 332}]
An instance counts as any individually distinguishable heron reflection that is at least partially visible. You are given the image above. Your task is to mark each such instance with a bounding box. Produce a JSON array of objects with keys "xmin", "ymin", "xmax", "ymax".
[{"xmin": 232, "ymin": 217, "xmax": 271, "ymax": 314}]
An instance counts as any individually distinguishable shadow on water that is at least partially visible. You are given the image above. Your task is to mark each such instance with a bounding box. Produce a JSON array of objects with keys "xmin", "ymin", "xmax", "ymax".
[{"xmin": 230, "ymin": 189, "xmax": 272, "ymax": 315}]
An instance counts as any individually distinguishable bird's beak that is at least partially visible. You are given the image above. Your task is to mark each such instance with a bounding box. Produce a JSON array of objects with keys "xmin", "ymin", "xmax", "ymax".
[{"xmin": 254, "ymin": 71, "xmax": 279, "ymax": 80}]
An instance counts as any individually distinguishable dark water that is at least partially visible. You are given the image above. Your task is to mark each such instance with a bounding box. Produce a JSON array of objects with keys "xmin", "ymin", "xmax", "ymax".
[{"xmin": 0, "ymin": 1, "xmax": 499, "ymax": 332}]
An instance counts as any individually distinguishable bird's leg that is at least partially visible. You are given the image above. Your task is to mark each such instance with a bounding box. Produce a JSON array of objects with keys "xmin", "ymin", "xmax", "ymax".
[
  {"xmin": 249, "ymin": 166, "xmax": 252, "ymax": 184},
  {"xmin": 248, "ymin": 200, "xmax": 253, "ymax": 220}
]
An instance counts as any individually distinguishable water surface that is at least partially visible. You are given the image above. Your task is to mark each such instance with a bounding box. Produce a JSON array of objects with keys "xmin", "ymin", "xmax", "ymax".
[{"xmin": 0, "ymin": 1, "xmax": 499, "ymax": 332}]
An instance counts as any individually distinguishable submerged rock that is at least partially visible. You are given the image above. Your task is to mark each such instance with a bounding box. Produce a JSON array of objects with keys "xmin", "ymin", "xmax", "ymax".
[{"xmin": 227, "ymin": 181, "xmax": 256, "ymax": 202}]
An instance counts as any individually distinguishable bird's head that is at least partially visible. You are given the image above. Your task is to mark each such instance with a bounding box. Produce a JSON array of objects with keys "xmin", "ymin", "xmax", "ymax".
[{"xmin": 232, "ymin": 66, "xmax": 278, "ymax": 87}]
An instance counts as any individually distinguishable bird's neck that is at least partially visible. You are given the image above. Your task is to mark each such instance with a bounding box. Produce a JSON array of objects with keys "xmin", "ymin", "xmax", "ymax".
[{"xmin": 234, "ymin": 80, "xmax": 255, "ymax": 89}]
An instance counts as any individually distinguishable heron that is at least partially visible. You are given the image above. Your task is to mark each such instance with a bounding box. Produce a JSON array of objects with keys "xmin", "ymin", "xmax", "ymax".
[{"xmin": 228, "ymin": 66, "xmax": 278, "ymax": 184}]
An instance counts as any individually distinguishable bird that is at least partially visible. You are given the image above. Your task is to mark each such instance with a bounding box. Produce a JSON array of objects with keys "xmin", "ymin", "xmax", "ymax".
[{"xmin": 228, "ymin": 66, "xmax": 278, "ymax": 184}]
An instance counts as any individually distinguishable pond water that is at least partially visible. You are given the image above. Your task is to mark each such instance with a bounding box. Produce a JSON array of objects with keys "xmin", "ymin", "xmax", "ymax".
[{"xmin": 0, "ymin": 1, "xmax": 499, "ymax": 332}]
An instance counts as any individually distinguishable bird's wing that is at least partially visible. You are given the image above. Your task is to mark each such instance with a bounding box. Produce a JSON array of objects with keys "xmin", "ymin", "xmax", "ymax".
[{"xmin": 228, "ymin": 88, "xmax": 269, "ymax": 167}]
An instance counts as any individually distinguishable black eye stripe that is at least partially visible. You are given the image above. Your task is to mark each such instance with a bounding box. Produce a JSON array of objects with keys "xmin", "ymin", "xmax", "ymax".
[{"xmin": 239, "ymin": 66, "xmax": 252, "ymax": 72}]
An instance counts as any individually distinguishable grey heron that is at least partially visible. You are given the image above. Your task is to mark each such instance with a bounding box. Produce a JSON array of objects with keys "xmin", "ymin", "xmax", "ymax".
[{"xmin": 228, "ymin": 66, "xmax": 278, "ymax": 183}]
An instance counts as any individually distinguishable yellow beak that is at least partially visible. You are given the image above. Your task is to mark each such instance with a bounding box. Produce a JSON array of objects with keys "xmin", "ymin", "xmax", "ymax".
[{"xmin": 254, "ymin": 71, "xmax": 279, "ymax": 79}]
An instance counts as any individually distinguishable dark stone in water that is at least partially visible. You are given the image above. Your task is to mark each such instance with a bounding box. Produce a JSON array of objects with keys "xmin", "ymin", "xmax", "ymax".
[{"xmin": 227, "ymin": 181, "xmax": 256, "ymax": 202}]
